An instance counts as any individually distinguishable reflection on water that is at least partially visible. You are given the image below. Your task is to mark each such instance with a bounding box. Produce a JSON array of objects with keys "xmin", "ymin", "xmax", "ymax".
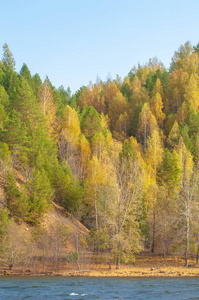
[{"xmin": 0, "ymin": 277, "xmax": 199, "ymax": 299}]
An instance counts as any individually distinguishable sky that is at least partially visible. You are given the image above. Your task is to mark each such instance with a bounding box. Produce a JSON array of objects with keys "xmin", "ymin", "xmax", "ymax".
[{"xmin": 1, "ymin": 0, "xmax": 199, "ymax": 94}]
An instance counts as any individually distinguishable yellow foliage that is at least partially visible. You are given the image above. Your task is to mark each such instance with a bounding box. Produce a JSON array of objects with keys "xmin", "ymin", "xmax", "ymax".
[
  {"xmin": 176, "ymin": 102, "xmax": 188, "ymax": 124},
  {"xmin": 150, "ymin": 92, "xmax": 165, "ymax": 127},
  {"xmin": 152, "ymin": 78, "xmax": 163, "ymax": 97},
  {"xmin": 91, "ymin": 131, "xmax": 107, "ymax": 159},
  {"xmin": 175, "ymin": 137, "xmax": 193, "ymax": 183},
  {"xmin": 137, "ymin": 103, "xmax": 158, "ymax": 149},
  {"xmin": 79, "ymin": 134, "xmax": 91, "ymax": 178},
  {"xmin": 104, "ymin": 81, "xmax": 119, "ymax": 106},
  {"xmin": 61, "ymin": 105, "xmax": 81, "ymax": 147},
  {"xmin": 108, "ymin": 91, "xmax": 127, "ymax": 130},
  {"xmin": 145, "ymin": 129, "xmax": 163, "ymax": 180},
  {"xmin": 184, "ymin": 73, "xmax": 199, "ymax": 113},
  {"xmin": 167, "ymin": 121, "xmax": 180, "ymax": 148},
  {"xmin": 115, "ymin": 112, "xmax": 130, "ymax": 136}
]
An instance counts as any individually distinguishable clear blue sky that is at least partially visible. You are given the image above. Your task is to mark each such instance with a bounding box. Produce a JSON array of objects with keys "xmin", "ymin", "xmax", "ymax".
[{"xmin": 1, "ymin": 0, "xmax": 199, "ymax": 93}]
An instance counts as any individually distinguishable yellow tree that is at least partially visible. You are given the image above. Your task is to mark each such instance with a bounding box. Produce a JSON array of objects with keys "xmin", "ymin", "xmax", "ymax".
[
  {"xmin": 104, "ymin": 80, "xmax": 119, "ymax": 108},
  {"xmin": 167, "ymin": 120, "xmax": 180, "ymax": 149},
  {"xmin": 115, "ymin": 112, "xmax": 130, "ymax": 137},
  {"xmin": 137, "ymin": 103, "xmax": 158, "ymax": 150},
  {"xmin": 184, "ymin": 73, "xmax": 199, "ymax": 113},
  {"xmin": 108, "ymin": 91, "xmax": 127, "ymax": 131},
  {"xmin": 79, "ymin": 134, "xmax": 91, "ymax": 180},
  {"xmin": 145, "ymin": 129, "xmax": 163, "ymax": 252},
  {"xmin": 58, "ymin": 106, "xmax": 81, "ymax": 178},
  {"xmin": 176, "ymin": 101, "xmax": 188, "ymax": 124},
  {"xmin": 175, "ymin": 138, "xmax": 197, "ymax": 266},
  {"xmin": 130, "ymin": 75, "xmax": 149, "ymax": 112},
  {"xmin": 91, "ymin": 131, "xmax": 107, "ymax": 160},
  {"xmin": 79, "ymin": 82, "xmax": 106, "ymax": 114},
  {"xmin": 110, "ymin": 143, "xmax": 144, "ymax": 268},
  {"xmin": 150, "ymin": 92, "xmax": 165, "ymax": 128},
  {"xmin": 85, "ymin": 155, "xmax": 114, "ymax": 230},
  {"xmin": 152, "ymin": 78, "xmax": 163, "ymax": 97},
  {"xmin": 169, "ymin": 69, "xmax": 189, "ymax": 112}
]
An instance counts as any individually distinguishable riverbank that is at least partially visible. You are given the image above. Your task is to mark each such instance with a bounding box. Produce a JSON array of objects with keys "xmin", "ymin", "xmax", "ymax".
[
  {"xmin": 1, "ymin": 255, "xmax": 199, "ymax": 277},
  {"xmin": 1, "ymin": 266, "xmax": 199, "ymax": 277}
]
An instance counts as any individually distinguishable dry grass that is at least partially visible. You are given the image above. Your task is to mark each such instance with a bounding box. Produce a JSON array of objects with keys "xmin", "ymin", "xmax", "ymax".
[{"xmin": 1, "ymin": 254, "xmax": 199, "ymax": 277}]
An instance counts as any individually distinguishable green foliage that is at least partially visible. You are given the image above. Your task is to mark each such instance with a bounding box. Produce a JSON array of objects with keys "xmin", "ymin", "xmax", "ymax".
[
  {"xmin": 120, "ymin": 140, "xmax": 135, "ymax": 160},
  {"xmin": 158, "ymin": 148, "xmax": 181, "ymax": 191},
  {"xmin": 4, "ymin": 171, "xmax": 28, "ymax": 221},
  {"xmin": 193, "ymin": 42, "xmax": 199, "ymax": 53},
  {"xmin": 0, "ymin": 208, "xmax": 9, "ymax": 239},
  {"xmin": 120, "ymin": 82, "xmax": 131, "ymax": 100},
  {"xmin": 20, "ymin": 63, "xmax": 32, "ymax": 85},
  {"xmin": 2, "ymin": 44, "xmax": 19, "ymax": 97},
  {"xmin": 179, "ymin": 107, "xmax": 199, "ymax": 158},
  {"xmin": 130, "ymin": 102, "xmax": 143, "ymax": 137},
  {"xmin": 25, "ymin": 168, "xmax": 54, "ymax": 224},
  {"xmin": 0, "ymin": 110, "xmax": 29, "ymax": 165},
  {"xmin": 0, "ymin": 208, "xmax": 9, "ymax": 254},
  {"xmin": 80, "ymin": 106, "xmax": 102, "ymax": 142},
  {"xmin": 31, "ymin": 73, "xmax": 42, "ymax": 96},
  {"xmin": 0, "ymin": 142, "xmax": 12, "ymax": 176}
]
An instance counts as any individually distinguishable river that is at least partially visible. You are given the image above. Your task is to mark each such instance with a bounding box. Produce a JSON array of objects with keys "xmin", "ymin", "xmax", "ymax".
[{"xmin": 0, "ymin": 277, "xmax": 199, "ymax": 299}]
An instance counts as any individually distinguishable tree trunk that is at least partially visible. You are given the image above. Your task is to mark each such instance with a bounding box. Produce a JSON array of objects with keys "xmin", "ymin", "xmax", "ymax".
[
  {"xmin": 195, "ymin": 248, "xmax": 199, "ymax": 265},
  {"xmin": 116, "ymin": 238, "xmax": 121, "ymax": 269},
  {"xmin": 151, "ymin": 210, "xmax": 155, "ymax": 253},
  {"xmin": 185, "ymin": 210, "xmax": 189, "ymax": 267}
]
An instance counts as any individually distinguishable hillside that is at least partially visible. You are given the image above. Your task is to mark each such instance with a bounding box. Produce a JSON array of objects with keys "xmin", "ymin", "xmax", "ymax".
[{"xmin": 0, "ymin": 41, "xmax": 199, "ymax": 271}]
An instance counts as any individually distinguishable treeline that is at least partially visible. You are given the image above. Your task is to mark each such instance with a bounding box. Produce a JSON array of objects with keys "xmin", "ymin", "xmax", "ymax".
[{"xmin": 0, "ymin": 41, "xmax": 199, "ymax": 268}]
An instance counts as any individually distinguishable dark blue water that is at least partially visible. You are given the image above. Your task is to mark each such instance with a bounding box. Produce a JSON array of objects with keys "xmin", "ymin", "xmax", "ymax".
[{"xmin": 0, "ymin": 277, "xmax": 199, "ymax": 299}]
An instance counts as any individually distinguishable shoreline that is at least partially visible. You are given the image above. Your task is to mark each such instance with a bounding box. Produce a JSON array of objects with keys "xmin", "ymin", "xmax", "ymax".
[{"xmin": 1, "ymin": 265, "xmax": 199, "ymax": 278}]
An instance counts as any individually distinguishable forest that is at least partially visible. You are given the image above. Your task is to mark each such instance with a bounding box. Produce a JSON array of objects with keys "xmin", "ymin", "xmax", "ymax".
[{"xmin": 0, "ymin": 41, "xmax": 199, "ymax": 271}]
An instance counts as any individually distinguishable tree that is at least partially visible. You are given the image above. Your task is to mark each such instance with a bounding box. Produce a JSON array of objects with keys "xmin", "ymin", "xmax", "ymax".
[
  {"xmin": 80, "ymin": 106, "xmax": 102, "ymax": 142},
  {"xmin": 1, "ymin": 43, "xmax": 18, "ymax": 96},
  {"xmin": 0, "ymin": 109, "xmax": 29, "ymax": 167},
  {"xmin": 38, "ymin": 77, "xmax": 57, "ymax": 139},
  {"xmin": 15, "ymin": 77, "xmax": 40, "ymax": 122},
  {"xmin": 20, "ymin": 63, "xmax": 32, "ymax": 86},
  {"xmin": 167, "ymin": 121, "xmax": 180, "ymax": 149},
  {"xmin": 108, "ymin": 91, "xmax": 127, "ymax": 131},
  {"xmin": 184, "ymin": 74, "xmax": 199, "ymax": 113},
  {"xmin": 79, "ymin": 82, "xmax": 106, "ymax": 114},
  {"xmin": 4, "ymin": 171, "xmax": 28, "ymax": 221},
  {"xmin": 175, "ymin": 138, "xmax": 197, "ymax": 266},
  {"xmin": 150, "ymin": 92, "xmax": 165, "ymax": 128},
  {"xmin": 137, "ymin": 103, "xmax": 157, "ymax": 150},
  {"xmin": 110, "ymin": 145, "xmax": 144, "ymax": 268},
  {"xmin": 25, "ymin": 168, "xmax": 54, "ymax": 224},
  {"xmin": 170, "ymin": 41, "xmax": 193, "ymax": 72},
  {"xmin": 58, "ymin": 106, "xmax": 81, "ymax": 178},
  {"xmin": 130, "ymin": 102, "xmax": 143, "ymax": 137},
  {"xmin": 79, "ymin": 134, "xmax": 91, "ymax": 180},
  {"xmin": 104, "ymin": 80, "xmax": 119, "ymax": 108},
  {"xmin": 145, "ymin": 129, "xmax": 163, "ymax": 253},
  {"xmin": 32, "ymin": 73, "xmax": 42, "ymax": 96}
]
